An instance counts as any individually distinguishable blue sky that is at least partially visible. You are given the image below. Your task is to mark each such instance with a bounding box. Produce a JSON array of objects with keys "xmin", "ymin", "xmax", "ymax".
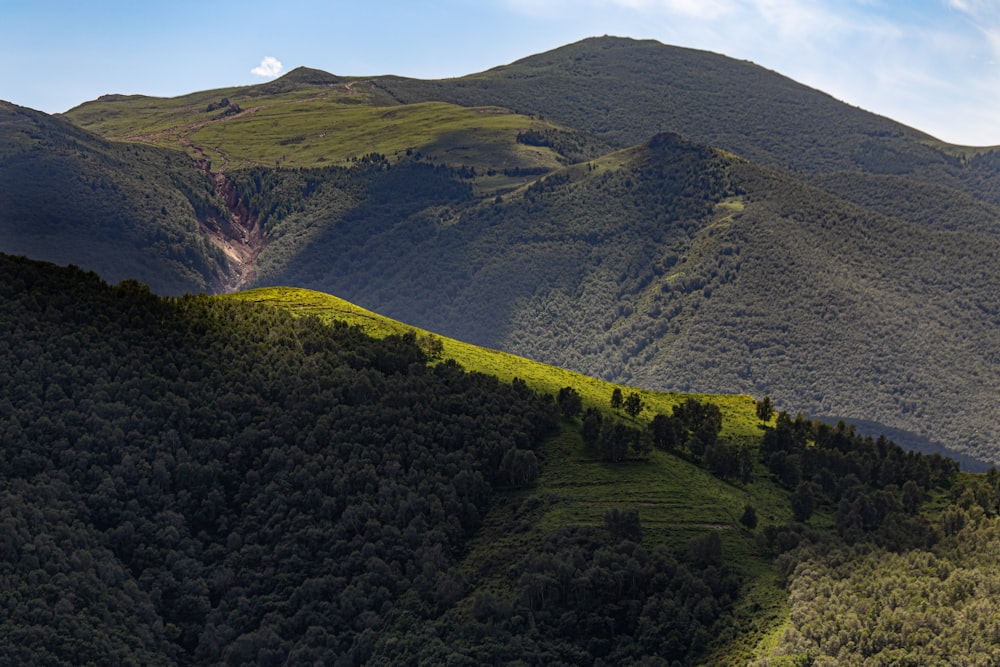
[{"xmin": 2, "ymin": 0, "xmax": 999, "ymax": 145}]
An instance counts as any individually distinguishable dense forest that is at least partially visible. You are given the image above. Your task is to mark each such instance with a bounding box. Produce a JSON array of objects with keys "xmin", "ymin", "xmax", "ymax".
[
  {"xmin": 4, "ymin": 253, "xmax": 1000, "ymax": 664},
  {"xmin": 0, "ymin": 254, "xmax": 558, "ymax": 663}
]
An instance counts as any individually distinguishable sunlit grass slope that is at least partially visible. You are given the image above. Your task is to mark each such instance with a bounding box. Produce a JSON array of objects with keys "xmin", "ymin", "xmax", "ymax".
[
  {"xmin": 224, "ymin": 286, "xmax": 764, "ymax": 442},
  {"xmin": 65, "ymin": 79, "xmax": 569, "ymax": 178},
  {"xmin": 189, "ymin": 100, "xmax": 562, "ymax": 171}
]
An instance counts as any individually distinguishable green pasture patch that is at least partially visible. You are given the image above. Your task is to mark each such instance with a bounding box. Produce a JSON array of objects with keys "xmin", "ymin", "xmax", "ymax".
[
  {"xmin": 69, "ymin": 84, "xmax": 569, "ymax": 178},
  {"xmin": 189, "ymin": 100, "xmax": 560, "ymax": 171},
  {"xmin": 66, "ymin": 87, "xmax": 248, "ymax": 139}
]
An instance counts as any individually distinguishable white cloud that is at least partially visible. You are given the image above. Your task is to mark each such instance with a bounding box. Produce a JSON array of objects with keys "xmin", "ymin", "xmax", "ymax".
[{"xmin": 251, "ymin": 56, "xmax": 284, "ymax": 78}]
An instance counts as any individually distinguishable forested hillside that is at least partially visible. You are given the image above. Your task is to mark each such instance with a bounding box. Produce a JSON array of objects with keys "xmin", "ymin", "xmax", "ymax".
[
  {"xmin": 0, "ymin": 102, "xmax": 231, "ymax": 294},
  {"xmin": 215, "ymin": 134, "xmax": 1000, "ymax": 463},
  {"xmin": 0, "ymin": 254, "xmax": 557, "ymax": 663},
  {"xmin": 6, "ymin": 254, "xmax": 1000, "ymax": 664}
]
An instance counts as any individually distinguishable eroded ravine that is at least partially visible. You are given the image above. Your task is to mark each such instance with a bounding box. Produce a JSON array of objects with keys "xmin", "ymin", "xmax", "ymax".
[{"xmin": 186, "ymin": 140, "xmax": 267, "ymax": 293}]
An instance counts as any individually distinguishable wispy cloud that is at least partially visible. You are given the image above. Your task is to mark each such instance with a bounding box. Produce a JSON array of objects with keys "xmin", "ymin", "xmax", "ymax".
[
  {"xmin": 617, "ymin": 0, "xmax": 738, "ymax": 19},
  {"xmin": 251, "ymin": 56, "xmax": 284, "ymax": 78}
]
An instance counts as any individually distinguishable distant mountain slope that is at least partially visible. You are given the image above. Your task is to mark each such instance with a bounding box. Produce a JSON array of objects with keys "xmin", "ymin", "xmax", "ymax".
[
  {"xmin": 0, "ymin": 102, "xmax": 231, "ymax": 294},
  {"xmin": 244, "ymin": 134, "xmax": 1000, "ymax": 462},
  {"xmin": 374, "ymin": 37, "xmax": 938, "ymax": 169},
  {"xmin": 64, "ymin": 76, "xmax": 612, "ymax": 182},
  {"xmin": 377, "ymin": 36, "xmax": 1000, "ymax": 208}
]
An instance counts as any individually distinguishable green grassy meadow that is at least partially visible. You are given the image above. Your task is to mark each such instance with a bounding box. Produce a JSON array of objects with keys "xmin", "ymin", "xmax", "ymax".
[
  {"xmin": 66, "ymin": 84, "xmax": 569, "ymax": 183},
  {"xmin": 193, "ymin": 101, "xmax": 556, "ymax": 169}
]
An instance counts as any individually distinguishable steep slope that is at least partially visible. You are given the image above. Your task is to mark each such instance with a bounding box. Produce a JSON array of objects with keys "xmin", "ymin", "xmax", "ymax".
[
  {"xmin": 242, "ymin": 135, "xmax": 1000, "ymax": 463},
  {"xmin": 0, "ymin": 102, "xmax": 233, "ymax": 294},
  {"xmin": 377, "ymin": 36, "xmax": 1000, "ymax": 211},
  {"xmin": 374, "ymin": 37, "xmax": 945, "ymax": 170}
]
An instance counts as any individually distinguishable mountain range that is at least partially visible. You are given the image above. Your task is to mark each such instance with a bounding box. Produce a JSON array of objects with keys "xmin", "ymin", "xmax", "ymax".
[
  {"xmin": 2, "ymin": 35, "xmax": 999, "ymax": 464},
  {"xmin": 6, "ymin": 36, "xmax": 1000, "ymax": 663}
]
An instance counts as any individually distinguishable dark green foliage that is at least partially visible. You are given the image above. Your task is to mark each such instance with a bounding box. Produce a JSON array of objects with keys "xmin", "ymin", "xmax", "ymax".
[
  {"xmin": 581, "ymin": 407, "xmax": 603, "ymax": 445},
  {"xmin": 515, "ymin": 127, "xmax": 614, "ymax": 164},
  {"xmin": 610, "ymin": 387, "xmax": 624, "ymax": 411},
  {"xmin": 791, "ymin": 482, "xmax": 818, "ymax": 522},
  {"xmin": 499, "ymin": 447, "xmax": 540, "ymax": 487},
  {"xmin": 419, "ymin": 332, "xmax": 445, "ymax": 360},
  {"xmin": 668, "ymin": 398, "xmax": 724, "ymax": 457},
  {"xmin": 649, "ymin": 413, "xmax": 682, "ymax": 451},
  {"xmin": 648, "ymin": 400, "xmax": 732, "ymax": 476},
  {"xmin": 686, "ymin": 532, "xmax": 723, "ymax": 567},
  {"xmin": 704, "ymin": 440, "xmax": 740, "ymax": 480},
  {"xmin": 383, "ymin": 526, "xmax": 741, "ymax": 665},
  {"xmin": 604, "ymin": 508, "xmax": 643, "ymax": 543},
  {"xmin": 0, "ymin": 102, "xmax": 230, "ymax": 294},
  {"xmin": 592, "ymin": 416, "xmax": 649, "ymax": 463},
  {"xmin": 599, "ymin": 419, "xmax": 634, "ymax": 462},
  {"xmin": 623, "ymin": 391, "xmax": 645, "ymax": 419},
  {"xmin": 740, "ymin": 504, "xmax": 758, "ymax": 529},
  {"xmin": 761, "ymin": 411, "xmax": 957, "ymax": 547},
  {"xmin": 557, "ymin": 386, "xmax": 583, "ymax": 419},
  {"xmin": 755, "ymin": 396, "xmax": 774, "ymax": 422},
  {"xmin": 738, "ymin": 444, "xmax": 754, "ymax": 484},
  {"xmin": 0, "ymin": 253, "xmax": 558, "ymax": 665},
  {"xmin": 901, "ymin": 479, "xmax": 924, "ymax": 514}
]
